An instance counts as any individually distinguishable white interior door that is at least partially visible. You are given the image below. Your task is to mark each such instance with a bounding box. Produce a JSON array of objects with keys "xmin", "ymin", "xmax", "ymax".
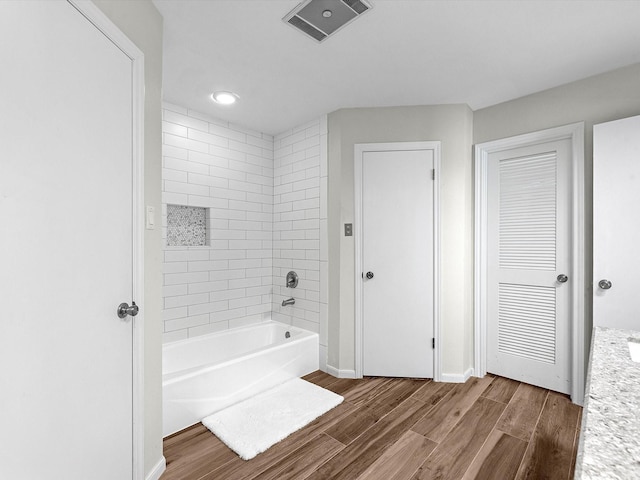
[
  {"xmin": 486, "ymin": 139, "xmax": 572, "ymax": 394},
  {"xmin": 0, "ymin": 2, "xmax": 135, "ymax": 478},
  {"xmin": 360, "ymin": 148, "xmax": 434, "ymax": 378},
  {"xmin": 593, "ymin": 115, "xmax": 640, "ymax": 330}
]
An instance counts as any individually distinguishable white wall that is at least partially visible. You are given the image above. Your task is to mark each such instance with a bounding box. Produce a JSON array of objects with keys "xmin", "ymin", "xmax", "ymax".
[
  {"xmin": 160, "ymin": 103, "xmax": 275, "ymax": 342},
  {"xmin": 327, "ymin": 105, "xmax": 474, "ymax": 378},
  {"xmin": 272, "ymin": 116, "xmax": 329, "ymax": 369}
]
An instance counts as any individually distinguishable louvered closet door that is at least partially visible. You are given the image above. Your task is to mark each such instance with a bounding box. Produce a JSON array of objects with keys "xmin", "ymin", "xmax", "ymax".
[{"xmin": 486, "ymin": 139, "xmax": 571, "ymax": 394}]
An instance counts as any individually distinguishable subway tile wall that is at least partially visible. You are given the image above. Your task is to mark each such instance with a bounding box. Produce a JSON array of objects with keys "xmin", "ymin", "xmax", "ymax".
[
  {"xmin": 271, "ymin": 117, "xmax": 328, "ymax": 367},
  {"xmin": 162, "ymin": 102, "xmax": 328, "ymax": 367},
  {"xmin": 161, "ymin": 103, "xmax": 274, "ymax": 342}
]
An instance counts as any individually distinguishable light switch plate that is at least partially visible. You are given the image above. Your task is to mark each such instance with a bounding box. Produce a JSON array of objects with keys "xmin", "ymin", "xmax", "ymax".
[
  {"xmin": 146, "ymin": 206, "xmax": 155, "ymax": 230},
  {"xmin": 344, "ymin": 223, "xmax": 352, "ymax": 236}
]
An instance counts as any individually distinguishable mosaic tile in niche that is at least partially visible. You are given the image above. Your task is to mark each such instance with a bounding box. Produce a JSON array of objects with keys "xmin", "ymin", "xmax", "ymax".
[{"xmin": 167, "ymin": 204, "xmax": 207, "ymax": 246}]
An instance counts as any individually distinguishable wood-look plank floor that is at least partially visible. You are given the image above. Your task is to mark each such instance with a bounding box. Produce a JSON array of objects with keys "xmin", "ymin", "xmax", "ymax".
[{"xmin": 161, "ymin": 372, "xmax": 582, "ymax": 480}]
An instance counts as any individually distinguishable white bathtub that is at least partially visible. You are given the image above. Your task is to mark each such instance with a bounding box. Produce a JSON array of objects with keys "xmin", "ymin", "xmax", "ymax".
[{"xmin": 162, "ymin": 321, "xmax": 319, "ymax": 437}]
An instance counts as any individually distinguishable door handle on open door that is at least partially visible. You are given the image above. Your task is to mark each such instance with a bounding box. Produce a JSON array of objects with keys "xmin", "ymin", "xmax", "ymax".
[
  {"xmin": 117, "ymin": 301, "xmax": 139, "ymax": 319},
  {"xmin": 598, "ymin": 279, "xmax": 612, "ymax": 290},
  {"xmin": 557, "ymin": 274, "xmax": 568, "ymax": 283}
]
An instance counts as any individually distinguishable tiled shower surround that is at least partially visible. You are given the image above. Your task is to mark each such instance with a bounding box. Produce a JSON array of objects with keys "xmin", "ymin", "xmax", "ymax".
[
  {"xmin": 161, "ymin": 103, "xmax": 327, "ymax": 365},
  {"xmin": 271, "ymin": 117, "xmax": 328, "ymax": 360}
]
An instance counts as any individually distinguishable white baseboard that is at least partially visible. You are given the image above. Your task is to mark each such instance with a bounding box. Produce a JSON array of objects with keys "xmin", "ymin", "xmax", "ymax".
[
  {"xmin": 326, "ymin": 364, "xmax": 356, "ymax": 379},
  {"xmin": 145, "ymin": 456, "xmax": 166, "ymax": 480},
  {"xmin": 440, "ymin": 367, "xmax": 474, "ymax": 383}
]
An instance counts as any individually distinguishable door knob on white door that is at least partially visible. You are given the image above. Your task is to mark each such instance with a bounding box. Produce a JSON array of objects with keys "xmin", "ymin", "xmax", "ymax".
[
  {"xmin": 557, "ymin": 274, "xmax": 569, "ymax": 283},
  {"xmin": 598, "ymin": 279, "xmax": 612, "ymax": 290},
  {"xmin": 366, "ymin": 271, "xmax": 374, "ymax": 279},
  {"xmin": 117, "ymin": 301, "xmax": 139, "ymax": 319}
]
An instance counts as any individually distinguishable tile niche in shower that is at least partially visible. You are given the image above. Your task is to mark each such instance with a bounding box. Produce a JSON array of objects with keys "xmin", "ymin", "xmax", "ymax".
[{"xmin": 166, "ymin": 204, "xmax": 207, "ymax": 247}]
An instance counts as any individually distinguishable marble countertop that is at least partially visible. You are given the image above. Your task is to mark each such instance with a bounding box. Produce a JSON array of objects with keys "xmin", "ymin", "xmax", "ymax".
[{"xmin": 575, "ymin": 326, "xmax": 640, "ymax": 479}]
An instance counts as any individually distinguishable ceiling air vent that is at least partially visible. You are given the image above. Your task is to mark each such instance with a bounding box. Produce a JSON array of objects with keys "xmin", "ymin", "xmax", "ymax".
[{"xmin": 284, "ymin": 0, "xmax": 372, "ymax": 42}]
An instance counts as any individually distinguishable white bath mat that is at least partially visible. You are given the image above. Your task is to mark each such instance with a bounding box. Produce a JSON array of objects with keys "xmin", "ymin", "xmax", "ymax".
[{"xmin": 201, "ymin": 377, "xmax": 343, "ymax": 460}]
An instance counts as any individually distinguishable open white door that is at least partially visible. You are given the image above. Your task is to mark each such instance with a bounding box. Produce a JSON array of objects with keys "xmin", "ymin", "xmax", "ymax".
[
  {"xmin": 475, "ymin": 123, "xmax": 585, "ymax": 404},
  {"xmin": 0, "ymin": 2, "xmax": 142, "ymax": 478},
  {"xmin": 486, "ymin": 140, "xmax": 572, "ymax": 394},
  {"xmin": 593, "ymin": 115, "xmax": 640, "ymax": 331},
  {"xmin": 355, "ymin": 142, "xmax": 440, "ymax": 379}
]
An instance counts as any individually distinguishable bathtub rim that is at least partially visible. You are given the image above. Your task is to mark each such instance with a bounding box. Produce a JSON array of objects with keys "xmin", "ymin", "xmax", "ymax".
[{"xmin": 162, "ymin": 321, "xmax": 318, "ymax": 385}]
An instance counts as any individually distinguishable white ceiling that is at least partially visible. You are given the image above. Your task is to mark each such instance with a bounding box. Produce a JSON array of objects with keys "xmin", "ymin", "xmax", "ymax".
[{"xmin": 153, "ymin": 0, "xmax": 640, "ymax": 135}]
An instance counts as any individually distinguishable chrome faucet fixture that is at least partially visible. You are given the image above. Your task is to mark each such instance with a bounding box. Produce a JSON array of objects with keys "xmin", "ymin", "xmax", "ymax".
[
  {"xmin": 286, "ymin": 271, "xmax": 298, "ymax": 288},
  {"xmin": 282, "ymin": 297, "xmax": 295, "ymax": 306}
]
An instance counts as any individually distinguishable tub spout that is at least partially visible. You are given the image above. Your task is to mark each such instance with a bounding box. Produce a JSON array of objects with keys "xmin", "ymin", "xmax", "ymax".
[{"xmin": 282, "ymin": 297, "xmax": 295, "ymax": 306}]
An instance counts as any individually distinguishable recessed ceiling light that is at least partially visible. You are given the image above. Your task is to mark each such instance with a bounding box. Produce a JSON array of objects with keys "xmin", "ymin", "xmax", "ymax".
[
  {"xmin": 211, "ymin": 91, "xmax": 239, "ymax": 105},
  {"xmin": 322, "ymin": 9, "xmax": 332, "ymax": 18}
]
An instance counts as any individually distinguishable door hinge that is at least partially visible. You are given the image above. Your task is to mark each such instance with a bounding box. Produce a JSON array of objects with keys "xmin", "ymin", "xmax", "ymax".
[
  {"xmin": 432, "ymin": 338, "xmax": 435, "ymax": 349},
  {"xmin": 432, "ymin": 169, "xmax": 435, "ymax": 180}
]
